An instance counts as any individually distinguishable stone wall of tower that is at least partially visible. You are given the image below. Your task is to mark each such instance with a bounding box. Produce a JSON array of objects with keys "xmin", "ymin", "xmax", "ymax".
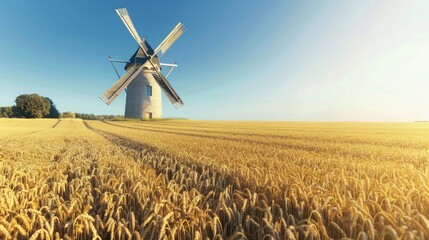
[{"xmin": 124, "ymin": 70, "xmax": 162, "ymax": 119}]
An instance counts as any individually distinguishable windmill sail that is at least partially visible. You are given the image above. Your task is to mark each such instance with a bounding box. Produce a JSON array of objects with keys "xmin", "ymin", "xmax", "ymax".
[
  {"xmin": 154, "ymin": 22, "xmax": 186, "ymax": 56},
  {"xmin": 99, "ymin": 65, "xmax": 145, "ymax": 105},
  {"xmin": 116, "ymin": 8, "xmax": 142, "ymax": 46},
  {"xmin": 151, "ymin": 72, "xmax": 184, "ymax": 106},
  {"xmin": 116, "ymin": 8, "xmax": 154, "ymax": 59}
]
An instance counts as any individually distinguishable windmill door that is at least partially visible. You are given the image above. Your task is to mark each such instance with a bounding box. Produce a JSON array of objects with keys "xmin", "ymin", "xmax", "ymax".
[{"xmin": 147, "ymin": 112, "xmax": 152, "ymax": 120}]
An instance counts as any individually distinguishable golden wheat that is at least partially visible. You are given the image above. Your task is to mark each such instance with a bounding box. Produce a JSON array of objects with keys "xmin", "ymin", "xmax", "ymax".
[{"xmin": 0, "ymin": 118, "xmax": 428, "ymax": 239}]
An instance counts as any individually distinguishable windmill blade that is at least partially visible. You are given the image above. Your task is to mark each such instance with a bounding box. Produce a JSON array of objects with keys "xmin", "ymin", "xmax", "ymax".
[
  {"xmin": 116, "ymin": 8, "xmax": 154, "ymax": 58},
  {"xmin": 99, "ymin": 64, "xmax": 145, "ymax": 105},
  {"xmin": 154, "ymin": 22, "xmax": 186, "ymax": 56},
  {"xmin": 116, "ymin": 8, "xmax": 142, "ymax": 46},
  {"xmin": 151, "ymin": 72, "xmax": 184, "ymax": 107}
]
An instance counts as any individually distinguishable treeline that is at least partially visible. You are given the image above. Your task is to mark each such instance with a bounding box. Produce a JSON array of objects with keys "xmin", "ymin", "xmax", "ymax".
[
  {"xmin": 0, "ymin": 106, "xmax": 15, "ymax": 118},
  {"xmin": 58, "ymin": 112, "xmax": 123, "ymax": 120},
  {"xmin": 0, "ymin": 94, "xmax": 59, "ymax": 118},
  {"xmin": 75, "ymin": 113, "xmax": 123, "ymax": 120},
  {"xmin": 1, "ymin": 93, "xmax": 123, "ymax": 120}
]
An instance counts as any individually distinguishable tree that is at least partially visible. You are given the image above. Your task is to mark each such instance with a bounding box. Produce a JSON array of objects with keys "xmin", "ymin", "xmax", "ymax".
[
  {"xmin": 0, "ymin": 106, "xmax": 13, "ymax": 118},
  {"xmin": 15, "ymin": 94, "xmax": 51, "ymax": 118},
  {"xmin": 60, "ymin": 112, "xmax": 76, "ymax": 118},
  {"xmin": 45, "ymin": 97, "xmax": 60, "ymax": 118},
  {"xmin": 12, "ymin": 106, "xmax": 23, "ymax": 118}
]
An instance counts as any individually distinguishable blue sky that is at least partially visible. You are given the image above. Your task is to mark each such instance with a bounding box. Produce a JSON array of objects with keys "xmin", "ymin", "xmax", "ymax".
[{"xmin": 0, "ymin": 1, "xmax": 428, "ymax": 121}]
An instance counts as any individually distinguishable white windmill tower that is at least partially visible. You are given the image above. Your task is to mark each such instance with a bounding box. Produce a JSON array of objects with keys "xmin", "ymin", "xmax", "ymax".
[{"xmin": 100, "ymin": 8, "xmax": 185, "ymax": 119}]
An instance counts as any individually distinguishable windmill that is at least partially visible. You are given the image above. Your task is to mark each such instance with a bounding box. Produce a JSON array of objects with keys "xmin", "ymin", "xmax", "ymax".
[{"xmin": 99, "ymin": 8, "xmax": 185, "ymax": 120}]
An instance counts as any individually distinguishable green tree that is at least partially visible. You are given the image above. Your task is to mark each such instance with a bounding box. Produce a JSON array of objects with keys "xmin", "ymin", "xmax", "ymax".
[
  {"xmin": 45, "ymin": 97, "xmax": 60, "ymax": 118},
  {"xmin": 15, "ymin": 94, "xmax": 51, "ymax": 118},
  {"xmin": 60, "ymin": 112, "xmax": 76, "ymax": 118},
  {"xmin": 12, "ymin": 106, "xmax": 23, "ymax": 118},
  {"xmin": 0, "ymin": 106, "xmax": 13, "ymax": 118}
]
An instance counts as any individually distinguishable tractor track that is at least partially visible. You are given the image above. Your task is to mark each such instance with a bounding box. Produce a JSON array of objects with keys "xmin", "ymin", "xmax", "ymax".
[
  {"xmin": 83, "ymin": 121, "xmax": 238, "ymax": 197},
  {"xmin": 102, "ymin": 120, "xmax": 427, "ymax": 151},
  {"xmin": 99, "ymin": 120, "xmax": 416, "ymax": 162},
  {"xmin": 83, "ymin": 120, "xmax": 287, "ymax": 211},
  {"xmin": 82, "ymin": 121, "xmax": 329, "ymax": 239},
  {"xmin": 52, "ymin": 119, "xmax": 61, "ymax": 128}
]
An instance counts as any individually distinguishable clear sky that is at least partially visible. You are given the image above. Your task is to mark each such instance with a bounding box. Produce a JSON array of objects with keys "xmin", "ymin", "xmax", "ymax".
[{"xmin": 0, "ymin": 1, "xmax": 428, "ymax": 121}]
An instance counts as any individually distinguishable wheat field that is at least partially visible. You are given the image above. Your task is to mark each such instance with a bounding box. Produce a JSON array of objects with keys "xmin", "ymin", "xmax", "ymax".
[{"xmin": 0, "ymin": 118, "xmax": 428, "ymax": 239}]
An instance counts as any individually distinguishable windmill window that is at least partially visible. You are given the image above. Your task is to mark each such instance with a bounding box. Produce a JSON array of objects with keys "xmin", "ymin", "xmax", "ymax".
[{"xmin": 147, "ymin": 85, "xmax": 152, "ymax": 96}]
